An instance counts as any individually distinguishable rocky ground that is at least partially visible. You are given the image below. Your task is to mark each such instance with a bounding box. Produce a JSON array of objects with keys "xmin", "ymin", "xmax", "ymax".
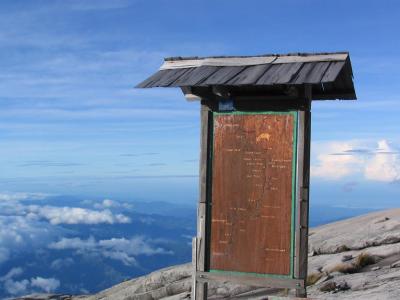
[{"xmin": 14, "ymin": 208, "xmax": 400, "ymax": 300}]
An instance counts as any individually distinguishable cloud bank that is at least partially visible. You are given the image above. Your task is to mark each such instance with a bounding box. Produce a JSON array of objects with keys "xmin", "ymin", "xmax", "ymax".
[
  {"xmin": 0, "ymin": 267, "xmax": 59, "ymax": 296},
  {"xmin": 27, "ymin": 205, "xmax": 131, "ymax": 225},
  {"xmin": 0, "ymin": 194, "xmax": 132, "ymax": 268},
  {"xmin": 311, "ymin": 139, "xmax": 400, "ymax": 182},
  {"xmin": 49, "ymin": 236, "xmax": 173, "ymax": 266}
]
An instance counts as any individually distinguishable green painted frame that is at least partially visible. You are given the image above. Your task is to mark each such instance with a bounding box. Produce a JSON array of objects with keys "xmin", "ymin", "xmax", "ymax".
[{"xmin": 207, "ymin": 110, "xmax": 298, "ymax": 279}]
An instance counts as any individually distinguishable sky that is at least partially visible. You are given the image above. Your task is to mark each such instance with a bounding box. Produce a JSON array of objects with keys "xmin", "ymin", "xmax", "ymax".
[{"xmin": 0, "ymin": 0, "xmax": 400, "ymax": 208}]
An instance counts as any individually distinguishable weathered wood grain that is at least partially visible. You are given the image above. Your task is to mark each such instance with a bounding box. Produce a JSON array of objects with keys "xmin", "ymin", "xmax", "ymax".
[
  {"xmin": 135, "ymin": 70, "xmax": 167, "ymax": 88},
  {"xmin": 197, "ymin": 272, "xmax": 304, "ymax": 289},
  {"xmin": 160, "ymin": 53, "xmax": 348, "ymax": 69},
  {"xmin": 200, "ymin": 66, "xmax": 246, "ymax": 86},
  {"xmin": 171, "ymin": 66, "xmax": 219, "ymax": 86},
  {"xmin": 154, "ymin": 68, "xmax": 191, "ymax": 86},
  {"xmin": 210, "ymin": 113, "xmax": 295, "ymax": 276},
  {"xmin": 295, "ymin": 87, "xmax": 312, "ymax": 298},
  {"xmin": 225, "ymin": 64, "xmax": 271, "ymax": 85},
  {"xmin": 303, "ymin": 62, "xmax": 331, "ymax": 84},
  {"xmin": 192, "ymin": 237, "xmax": 197, "ymax": 299},
  {"xmin": 194, "ymin": 103, "xmax": 211, "ymax": 299},
  {"xmin": 320, "ymin": 61, "xmax": 345, "ymax": 82},
  {"xmin": 256, "ymin": 63, "xmax": 303, "ymax": 85}
]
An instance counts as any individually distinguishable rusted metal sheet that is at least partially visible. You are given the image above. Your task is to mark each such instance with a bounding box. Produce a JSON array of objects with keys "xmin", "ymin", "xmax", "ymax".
[{"xmin": 209, "ymin": 112, "xmax": 296, "ymax": 276}]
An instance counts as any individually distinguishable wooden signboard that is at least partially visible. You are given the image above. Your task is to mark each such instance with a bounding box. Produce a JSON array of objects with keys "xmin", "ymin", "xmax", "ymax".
[
  {"xmin": 194, "ymin": 103, "xmax": 310, "ymax": 299},
  {"xmin": 209, "ymin": 111, "xmax": 297, "ymax": 277},
  {"xmin": 137, "ymin": 52, "xmax": 356, "ymax": 299}
]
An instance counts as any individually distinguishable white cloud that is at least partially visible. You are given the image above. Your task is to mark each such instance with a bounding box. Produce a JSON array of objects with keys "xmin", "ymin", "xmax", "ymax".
[
  {"xmin": 311, "ymin": 139, "xmax": 400, "ymax": 182},
  {"xmin": 311, "ymin": 141, "xmax": 364, "ymax": 179},
  {"xmin": 30, "ymin": 277, "xmax": 60, "ymax": 293},
  {"xmin": 98, "ymin": 237, "xmax": 170, "ymax": 256},
  {"xmin": 4, "ymin": 278, "xmax": 30, "ymax": 295},
  {"xmin": 27, "ymin": 205, "xmax": 131, "ymax": 225},
  {"xmin": 100, "ymin": 199, "xmax": 114, "ymax": 208},
  {"xmin": 0, "ymin": 266, "xmax": 60, "ymax": 295},
  {"xmin": 0, "ymin": 215, "xmax": 62, "ymax": 263},
  {"xmin": 0, "ymin": 248, "xmax": 10, "ymax": 264},
  {"xmin": 49, "ymin": 236, "xmax": 97, "ymax": 251},
  {"xmin": 94, "ymin": 199, "xmax": 118, "ymax": 209},
  {"xmin": 101, "ymin": 251, "xmax": 137, "ymax": 266},
  {"xmin": 50, "ymin": 258, "xmax": 74, "ymax": 270},
  {"xmin": 0, "ymin": 267, "xmax": 28, "ymax": 296},
  {"xmin": 0, "ymin": 195, "xmax": 131, "ymax": 266},
  {"xmin": 0, "ymin": 192, "xmax": 49, "ymax": 202},
  {"xmin": 365, "ymin": 140, "xmax": 400, "ymax": 182},
  {"xmin": 1, "ymin": 269, "xmax": 60, "ymax": 296},
  {"xmin": 0, "ymin": 267, "xmax": 24, "ymax": 282},
  {"xmin": 49, "ymin": 236, "xmax": 173, "ymax": 266},
  {"xmin": 93, "ymin": 199, "xmax": 134, "ymax": 210}
]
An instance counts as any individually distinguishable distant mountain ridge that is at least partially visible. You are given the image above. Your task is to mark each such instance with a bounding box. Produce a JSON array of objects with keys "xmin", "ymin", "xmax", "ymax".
[{"xmin": 13, "ymin": 208, "xmax": 400, "ymax": 300}]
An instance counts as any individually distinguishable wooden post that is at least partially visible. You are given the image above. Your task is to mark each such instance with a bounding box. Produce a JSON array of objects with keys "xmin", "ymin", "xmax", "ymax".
[
  {"xmin": 193, "ymin": 102, "xmax": 210, "ymax": 300},
  {"xmin": 295, "ymin": 86, "xmax": 312, "ymax": 298},
  {"xmin": 191, "ymin": 237, "xmax": 197, "ymax": 299}
]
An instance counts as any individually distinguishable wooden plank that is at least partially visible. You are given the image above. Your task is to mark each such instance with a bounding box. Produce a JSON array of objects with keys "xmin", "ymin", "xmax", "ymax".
[
  {"xmin": 195, "ymin": 102, "xmax": 211, "ymax": 299},
  {"xmin": 135, "ymin": 70, "xmax": 168, "ymax": 88},
  {"xmin": 336, "ymin": 61, "xmax": 355, "ymax": 90},
  {"xmin": 273, "ymin": 53, "xmax": 348, "ymax": 64},
  {"xmin": 197, "ymin": 272, "xmax": 304, "ymax": 289},
  {"xmin": 295, "ymin": 86, "xmax": 312, "ymax": 298},
  {"xmin": 197, "ymin": 204, "xmax": 207, "ymax": 268},
  {"xmin": 290, "ymin": 63, "xmax": 316, "ymax": 85},
  {"xmin": 160, "ymin": 56, "xmax": 277, "ymax": 69},
  {"xmin": 294, "ymin": 111, "xmax": 305, "ymax": 280},
  {"xmin": 192, "ymin": 237, "xmax": 197, "ymax": 300},
  {"xmin": 320, "ymin": 61, "xmax": 345, "ymax": 83},
  {"xmin": 272, "ymin": 63, "xmax": 303, "ymax": 84},
  {"xmin": 225, "ymin": 64, "xmax": 271, "ymax": 85},
  {"xmin": 200, "ymin": 66, "xmax": 246, "ymax": 86},
  {"xmin": 210, "ymin": 113, "xmax": 296, "ymax": 276},
  {"xmin": 256, "ymin": 63, "xmax": 303, "ymax": 85},
  {"xmin": 311, "ymin": 92, "xmax": 356, "ymax": 100},
  {"xmin": 159, "ymin": 53, "xmax": 347, "ymax": 69},
  {"xmin": 269, "ymin": 297, "xmax": 315, "ymax": 300},
  {"xmin": 303, "ymin": 62, "xmax": 331, "ymax": 84},
  {"xmin": 172, "ymin": 66, "xmax": 219, "ymax": 86},
  {"xmin": 234, "ymin": 98, "xmax": 308, "ymax": 111},
  {"xmin": 255, "ymin": 64, "xmax": 284, "ymax": 85},
  {"xmin": 155, "ymin": 68, "xmax": 192, "ymax": 87}
]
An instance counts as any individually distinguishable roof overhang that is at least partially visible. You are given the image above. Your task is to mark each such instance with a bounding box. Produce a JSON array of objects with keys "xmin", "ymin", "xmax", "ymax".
[{"xmin": 136, "ymin": 52, "xmax": 356, "ymax": 101}]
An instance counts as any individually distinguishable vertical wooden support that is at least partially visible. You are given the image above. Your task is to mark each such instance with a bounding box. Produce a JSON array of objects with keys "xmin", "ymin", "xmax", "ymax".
[
  {"xmin": 193, "ymin": 101, "xmax": 210, "ymax": 300},
  {"xmin": 191, "ymin": 237, "xmax": 197, "ymax": 299},
  {"xmin": 295, "ymin": 87, "xmax": 312, "ymax": 298}
]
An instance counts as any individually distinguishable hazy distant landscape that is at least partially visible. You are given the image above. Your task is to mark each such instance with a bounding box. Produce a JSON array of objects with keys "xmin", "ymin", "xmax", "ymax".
[
  {"xmin": 0, "ymin": 192, "xmax": 378, "ymax": 299},
  {"xmin": 0, "ymin": 193, "xmax": 195, "ymax": 298}
]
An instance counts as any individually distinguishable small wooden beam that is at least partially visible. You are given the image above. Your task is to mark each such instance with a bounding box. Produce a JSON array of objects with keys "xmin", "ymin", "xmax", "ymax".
[
  {"xmin": 191, "ymin": 237, "xmax": 197, "ymax": 299},
  {"xmin": 295, "ymin": 85, "xmax": 312, "ymax": 298},
  {"xmin": 181, "ymin": 87, "xmax": 201, "ymax": 101},
  {"xmin": 197, "ymin": 272, "xmax": 304, "ymax": 289},
  {"xmin": 193, "ymin": 102, "xmax": 211, "ymax": 300}
]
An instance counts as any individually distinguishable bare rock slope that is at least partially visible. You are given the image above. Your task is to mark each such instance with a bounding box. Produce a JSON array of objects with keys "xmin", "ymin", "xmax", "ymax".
[{"xmin": 16, "ymin": 209, "xmax": 400, "ymax": 300}]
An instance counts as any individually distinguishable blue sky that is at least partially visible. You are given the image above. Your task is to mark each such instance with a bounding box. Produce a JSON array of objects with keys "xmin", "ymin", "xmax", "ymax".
[{"xmin": 0, "ymin": 0, "xmax": 400, "ymax": 207}]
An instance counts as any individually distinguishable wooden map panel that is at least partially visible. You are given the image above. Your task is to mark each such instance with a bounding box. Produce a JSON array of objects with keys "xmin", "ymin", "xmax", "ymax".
[{"xmin": 210, "ymin": 112, "xmax": 295, "ymax": 276}]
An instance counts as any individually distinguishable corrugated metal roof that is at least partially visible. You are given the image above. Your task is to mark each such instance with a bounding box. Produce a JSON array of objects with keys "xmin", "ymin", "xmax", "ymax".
[{"xmin": 136, "ymin": 52, "xmax": 356, "ymax": 100}]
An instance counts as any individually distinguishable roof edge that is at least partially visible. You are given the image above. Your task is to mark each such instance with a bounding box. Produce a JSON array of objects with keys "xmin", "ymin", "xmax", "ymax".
[
  {"xmin": 164, "ymin": 51, "xmax": 349, "ymax": 61},
  {"xmin": 160, "ymin": 52, "xmax": 349, "ymax": 70}
]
